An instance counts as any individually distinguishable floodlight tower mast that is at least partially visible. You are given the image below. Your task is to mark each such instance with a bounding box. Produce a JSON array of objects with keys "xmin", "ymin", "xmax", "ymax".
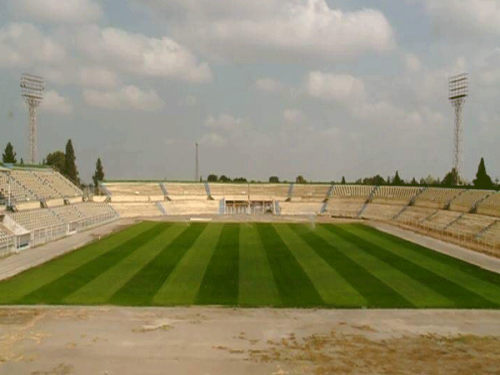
[
  {"xmin": 448, "ymin": 73, "xmax": 468, "ymax": 185},
  {"xmin": 195, "ymin": 143, "xmax": 199, "ymax": 182},
  {"xmin": 20, "ymin": 73, "xmax": 45, "ymax": 164}
]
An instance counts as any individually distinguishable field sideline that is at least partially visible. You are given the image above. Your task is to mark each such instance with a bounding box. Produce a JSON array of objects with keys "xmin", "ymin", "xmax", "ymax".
[{"xmin": 0, "ymin": 221, "xmax": 500, "ymax": 308}]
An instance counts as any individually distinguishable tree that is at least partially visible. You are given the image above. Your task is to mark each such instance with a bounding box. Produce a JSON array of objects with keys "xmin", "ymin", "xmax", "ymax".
[
  {"xmin": 442, "ymin": 168, "xmax": 459, "ymax": 187},
  {"xmin": 2, "ymin": 142, "xmax": 17, "ymax": 164},
  {"xmin": 207, "ymin": 174, "xmax": 218, "ymax": 182},
  {"xmin": 341, "ymin": 176, "xmax": 346, "ymax": 184},
  {"xmin": 92, "ymin": 158, "xmax": 105, "ymax": 190},
  {"xmin": 63, "ymin": 139, "xmax": 79, "ymax": 184},
  {"xmin": 233, "ymin": 177, "xmax": 247, "ymax": 183},
  {"xmin": 473, "ymin": 158, "xmax": 494, "ymax": 189},
  {"xmin": 219, "ymin": 175, "xmax": 230, "ymax": 182},
  {"xmin": 392, "ymin": 171, "xmax": 403, "ymax": 186},
  {"xmin": 410, "ymin": 177, "xmax": 418, "ymax": 186},
  {"xmin": 269, "ymin": 176, "xmax": 279, "ymax": 183},
  {"xmin": 45, "ymin": 151, "xmax": 65, "ymax": 172},
  {"xmin": 296, "ymin": 175, "xmax": 306, "ymax": 184}
]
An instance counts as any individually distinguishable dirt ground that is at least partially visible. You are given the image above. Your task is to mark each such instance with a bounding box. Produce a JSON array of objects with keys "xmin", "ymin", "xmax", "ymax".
[{"xmin": 1, "ymin": 306, "xmax": 500, "ymax": 375}]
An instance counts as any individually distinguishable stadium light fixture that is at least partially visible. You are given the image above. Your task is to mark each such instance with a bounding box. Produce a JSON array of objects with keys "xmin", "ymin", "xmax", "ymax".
[
  {"xmin": 21, "ymin": 73, "xmax": 45, "ymax": 164},
  {"xmin": 448, "ymin": 73, "xmax": 468, "ymax": 185}
]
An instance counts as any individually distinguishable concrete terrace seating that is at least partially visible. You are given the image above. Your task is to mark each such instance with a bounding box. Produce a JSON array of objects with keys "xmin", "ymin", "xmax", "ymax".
[
  {"xmin": 105, "ymin": 183, "xmax": 163, "ymax": 196},
  {"xmin": 248, "ymin": 184, "xmax": 289, "ymax": 200},
  {"xmin": 371, "ymin": 186, "xmax": 422, "ymax": 204},
  {"xmin": 479, "ymin": 221, "xmax": 500, "ymax": 247},
  {"xmin": 413, "ymin": 188, "xmax": 461, "ymax": 209},
  {"xmin": 396, "ymin": 206, "xmax": 436, "ymax": 223},
  {"xmin": 36, "ymin": 171, "xmax": 82, "ymax": 197},
  {"xmin": 449, "ymin": 190, "xmax": 491, "ymax": 213},
  {"xmin": 476, "ymin": 192, "xmax": 500, "ymax": 217},
  {"xmin": 10, "ymin": 170, "xmax": 60, "ymax": 199},
  {"xmin": 421, "ymin": 210, "xmax": 462, "ymax": 230},
  {"xmin": 75, "ymin": 203, "xmax": 117, "ymax": 218},
  {"xmin": 111, "ymin": 202, "xmax": 162, "ymax": 218},
  {"xmin": 360, "ymin": 203, "xmax": 403, "ymax": 221},
  {"xmin": 331, "ymin": 185, "xmax": 373, "ymax": 200},
  {"xmin": 10, "ymin": 209, "xmax": 65, "ymax": 231},
  {"xmin": 327, "ymin": 200, "xmax": 364, "ymax": 218},
  {"xmin": 0, "ymin": 171, "xmax": 37, "ymax": 202},
  {"xmin": 292, "ymin": 184, "xmax": 330, "ymax": 202},
  {"xmin": 165, "ymin": 200, "xmax": 219, "ymax": 215},
  {"xmin": 166, "ymin": 183, "xmax": 207, "ymax": 200},
  {"xmin": 52, "ymin": 205, "xmax": 83, "ymax": 223},
  {"xmin": 209, "ymin": 184, "xmax": 247, "ymax": 200},
  {"xmin": 447, "ymin": 214, "xmax": 497, "ymax": 236},
  {"xmin": 279, "ymin": 202, "xmax": 321, "ymax": 215}
]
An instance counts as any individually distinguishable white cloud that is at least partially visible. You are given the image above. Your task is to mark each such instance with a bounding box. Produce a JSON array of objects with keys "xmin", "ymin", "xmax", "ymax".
[
  {"xmin": 283, "ymin": 109, "xmax": 304, "ymax": 123},
  {"xmin": 179, "ymin": 95, "xmax": 197, "ymax": 106},
  {"xmin": 143, "ymin": 0, "xmax": 395, "ymax": 61},
  {"xmin": 83, "ymin": 85, "xmax": 164, "ymax": 111},
  {"xmin": 12, "ymin": 0, "xmax": 102, "ymax": 23},
  {"xmin": 0, "ymin": 23, "xmax": 66, "ymax": 68},
  {"xmin": 255, "ymin": 78, "xmax": 284, "ymax": 93},
  {"xmin": 404, "ymin": 53, "xmax": 422, "ymax": 72},
  {"xmin": 204, "ymin": 114, "xmax": 243, "ymax": 132},
  {"xmin": 79, "ymin": 67, "xmax": 120, "ymax": 88},
  {"xmin": 199, "ymin": 133, "xmax": 227, "ymax": 147},
  {"xmin": 306, "ymin": 71, "xmax": 365, "ymax": 104},
  {"xmin": 423, "ymin": 0, "xmax": 500, "ymax": 36},
  {"xmin": 40, "ymin": 90, "xmax": 73, "ymax": 114},
  {"xmin": 77, "ymin": 25, "xmax": 212, "ymax": 83}
]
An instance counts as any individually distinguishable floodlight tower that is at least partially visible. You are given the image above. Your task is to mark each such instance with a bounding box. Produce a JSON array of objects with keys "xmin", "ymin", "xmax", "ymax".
[
  {"xmin": 20, "ymin": 73, "xmax": 45, "ymax": 164},
  {"xmin": 195, "ymin": 143, "xmax": 199, "ymax": 182},
  {"xmin": 448, "ymin": 73, "xmax": 468, "ymax": 185}
]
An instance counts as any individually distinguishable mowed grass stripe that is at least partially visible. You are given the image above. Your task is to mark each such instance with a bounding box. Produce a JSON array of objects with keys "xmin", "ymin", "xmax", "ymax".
[
  {"xmin": 276, "ymin": 224, "xmax": 366, "ymax": 307},
  {"xmin": 109, "ymin": 223, "xmax": 207, "ymax": 306},
  {"xmin": 238, "ymin": 224, "xmax": 281, "ymax": 307},
  {"xmin": 327, "ymin": 225, "xmax": 499, "ymax": 308},
  {"xmin": 0, "ymin": 221, "xmax": 156, "ymax": 304},
  {"xmin": 196, "ymin": 224, "xmax": 240, "ymax": 305},
  {"xmin": 64, "ymin": 224, "xmax": 188, "ymax": 305},
  {"xmin": 345, "ymin": 224, "xmax": 500, "ymax": 306},
  {"xmin": 17, "ymin": 222, "xmax": 169, "ymax": 304},
  {"xmin": 256, "ymin": 223, "xmax": 324, "ymax": 307},
  {"xmin": 292, "ymin": 224, "xmax": 415, "ymax": 308},
  {"xmin": 153, "ymin": 223, "xmax": 223, "ymax": 305}
]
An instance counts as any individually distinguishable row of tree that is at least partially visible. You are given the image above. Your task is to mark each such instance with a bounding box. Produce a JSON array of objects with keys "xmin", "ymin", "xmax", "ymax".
[{"xmin": 2, "ymin": 141, "xmax": 105, "ymax": 190}]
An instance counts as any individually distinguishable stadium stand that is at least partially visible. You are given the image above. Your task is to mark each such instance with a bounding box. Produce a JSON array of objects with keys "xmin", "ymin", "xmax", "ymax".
[
  {"xmin": 395, "ymin": 206, "xmax": 437, "ymax": 223},
  {"xmin": 326, "ymin": 200, "xmax": 364, "ymax": 218},
  {"xmin": 9, "ymin": 209, "xmax": 65, "ymax": 231},
  {"xmin": 421, "ymin": 210, "xmax": 463, "ymax": 230},
  {"xmin": 110, "ymin": 202, "xmax": 163, "ymax": 218},
  {"xmin": 291, "ymin": 184, "xmax": 330, "ymax": 202},
  {"xmin": 360, "ymin": 203, "xmax": 403, "ymax": 221},
  {"xmin": 371, "ymin": 186, "xmax": 422, "ymax": 204},
  {"xmin": 248, "ymin": 184, "xmax": 289, "ymax": 200},
  {"xmin": 279, "ymin": 202, "xmax": 321, "ymax": 215},
  {"xmin": 449, "ymin": 190, "xmax": 491, "ymax": 213},
  {"xmin": 479, "ymin": 221, "xmax": 500, "ymax": 247},
  {"xmin": 209, "ymin": 183, "xmax": 247, "ymax": 200},
  {"xmin": 35, "ymin": 170, "xmax": 82, "ymax": 197},
  {"xmin": 412, "ymin": 187, "xmax": 462, "ymax": 209},
  {"xmin": 0, "ymin": 171, "xmax": 37, "ymax": 203},
  {"xmin": 331, "ymin": 185, "xmax": 373, "ymax": 199},
  {"xmin": 476, "ymin": 192, "xmax": 500, "ymax": 217},
  {"xmin": 446, "ymin": 214, "xmax": 497, "ymax": 236},
  {"xmin": 164, "ymin": 200, "xmax": 219, "ymax": 215},
  {"xmin": 105, "ymin": 182, "xmax": 163, "ymax": 196}
]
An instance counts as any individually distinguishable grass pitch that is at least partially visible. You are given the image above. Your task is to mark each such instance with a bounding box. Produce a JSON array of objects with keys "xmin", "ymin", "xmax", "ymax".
[{"xmin": 1, "ymin": 221, "xmax": 500, "ymax": 308}]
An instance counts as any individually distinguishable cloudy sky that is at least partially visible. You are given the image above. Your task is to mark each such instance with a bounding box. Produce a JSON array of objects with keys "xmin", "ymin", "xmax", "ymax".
[{"xmin": 0, "ymin": 0, "xmax": 499, "ymax": 183}]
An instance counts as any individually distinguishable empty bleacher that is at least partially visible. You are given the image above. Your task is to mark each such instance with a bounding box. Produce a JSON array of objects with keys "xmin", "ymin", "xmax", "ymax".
[
  {"xmin": 476, "ymin": 192, "xmax": 500, "ymax": 217},
  {"xmin": 10, "ymin": 170, "xmax": 60, "ymax": 199},
  {"xmin": 449, "ymin": 190, "xmax": 491, "ymax": 213},
  {"xmin": 371, "ymin": 186, "xmax": 422, "ymax": 204},
  {"xmin": 360, "ymin": 203, "xmax": 403, "ymax": 221},
  {"xmin": 395, "ymin": 206, "xmax": 436, "ymax": 223},
  {"xmin": 111, "ymin": 202, "xmax": 163, "ymax": 217},
  {"xmin": 326, "ymin": 200, "xmax": 364, "ymax": 218},
  {"xmin": 35, "ymin": 171, "xmax": 82, "ymax": 197},
  {"xmin": 248, "ymin": 184, "xmax": 289, "ymax": 200},
  {"xmin": 446, "ymin": 214, "xmax": 497, "ymax": 236},
  {"xmin": 164, "ymin": 200, "xmax": 219, "ymax": 215},
  {"xmin": 52, "ymin": 205, "xmax": 83, "ymax": 223},
  {"xmin": 421, "ymin": 210, "xmax": 462, "ymax": 230},
  {"xmin": 209, "ymin": 183, "xmax": 247, "ymax": 200},
  {"xmin": 331, "ymin": 185, "xmax": 373, "ymax": 199},
  {"xmin": 166, "ymin": 183, "xmax": 207, "ymax": 200},
  {"xmin": 0, "ymin": 171, "xmax": 37, "ymax": 202},
  {"xmin": 479, "ymin": 221, "xmax": 500, "ymax": 247},
  {"xmin": 292, "ymin": 184, "xmax": 330, "ymax": 202},
  {"xmin": 10, "ymin": 209, "xmax": 65, "ymax": 231},
  {"xmin": 413, "ymin": 188, "xmax": 461, "ymax": 209}
]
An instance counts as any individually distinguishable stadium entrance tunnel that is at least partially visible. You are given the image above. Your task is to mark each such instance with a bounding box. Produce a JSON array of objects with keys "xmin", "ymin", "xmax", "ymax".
[{"xmin": 224, "ymin": 200, "xmax": 275, "ymax": 215}]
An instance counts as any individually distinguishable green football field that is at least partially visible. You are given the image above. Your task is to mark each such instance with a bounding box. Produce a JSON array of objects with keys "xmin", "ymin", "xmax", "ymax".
[{"xmin": 1, "ymin": 221, "xmax": 500, "ymax": 308}]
